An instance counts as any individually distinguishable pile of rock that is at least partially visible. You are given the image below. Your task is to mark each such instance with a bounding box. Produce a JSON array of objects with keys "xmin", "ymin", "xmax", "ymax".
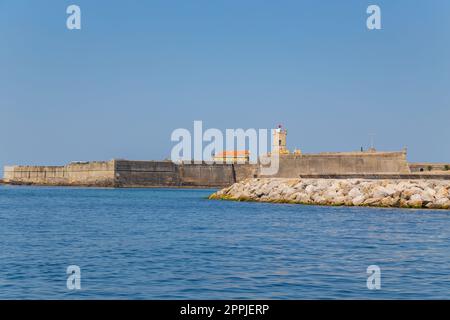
[{"xmin": 209, "ymin": 178, "xmax": 450, "ymax": 209}]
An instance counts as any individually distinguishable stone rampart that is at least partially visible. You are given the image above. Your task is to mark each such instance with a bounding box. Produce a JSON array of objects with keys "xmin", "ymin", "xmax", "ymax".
[{"xmin": 3, "ymin": 161, "xmax": 115, "ymax": 186}]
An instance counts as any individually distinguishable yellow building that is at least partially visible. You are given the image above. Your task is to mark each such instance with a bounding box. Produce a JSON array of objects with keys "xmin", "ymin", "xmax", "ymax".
[{"xmin": 213, "ymin": 150, "xmax": 250, "ymax": 163}]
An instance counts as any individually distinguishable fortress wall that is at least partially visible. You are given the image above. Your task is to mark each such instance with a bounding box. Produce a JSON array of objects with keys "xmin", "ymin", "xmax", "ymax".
[
  {"xmin": 3, "ymin": 161, "xmax": 115, "ymax": 186},
  {"xmin": 409, "ymin": 163, "xmax": 450, "ymax": 173},
  {"xmin": 115, "ymin": 160, "xmax": 180, "ymax": 187},
  {"xmin": 3, "ymin": 165, "xmax": 66, "ymax": 185},
  {"xmin": 114, "ymin": 161, "xmax": 256, "ymax": 187},
  {"xmin": 259, "ymin": 152, "xmax": 411, "ymax": 178},
  {"xmin": 234, "ymin": 163, "xmax": 258, "ymax": 181},
  {"xmin": 65, "ymin": 161, "xmax": 116, "ymax": 186},
  {"xmin": 3, "ymin": 160, "xmax": 242, "ymax": 188},
  {"xmin": 114, "ymin": 161, "xmax": 240, "ymax": 187},
  {"xmin": 179, "ymin": 163, "xmax": 236, "ymax": 187},
  {"xmin": 2, "ymin": 151, "xmax": 419, "ymax": 187}
]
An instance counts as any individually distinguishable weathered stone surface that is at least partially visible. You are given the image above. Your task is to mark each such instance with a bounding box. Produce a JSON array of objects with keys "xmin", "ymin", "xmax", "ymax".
[
  {"xmin": 209, "ymin": 178, "xmax": 450, "ymax": 209},
  {"xmin": 3, "ymin": 160, "xmax": 252, "ymax": 188}
]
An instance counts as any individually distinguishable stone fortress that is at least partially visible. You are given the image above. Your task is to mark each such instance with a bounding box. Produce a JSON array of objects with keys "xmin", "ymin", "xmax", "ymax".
[{"xmin": 3, "ymin": 125, "xmax": 450, "ymax": 187}]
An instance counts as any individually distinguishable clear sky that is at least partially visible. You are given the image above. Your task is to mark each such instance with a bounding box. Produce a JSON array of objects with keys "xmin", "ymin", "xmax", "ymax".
[{"xmin": 1, "ymin": 0, "xmax": 449, "ymax": 174}]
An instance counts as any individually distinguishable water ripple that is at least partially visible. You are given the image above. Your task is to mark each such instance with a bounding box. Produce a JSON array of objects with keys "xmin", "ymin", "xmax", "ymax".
[{"xmin": 1, "ymin": 186, "xmax": 450, "ymax": 299}]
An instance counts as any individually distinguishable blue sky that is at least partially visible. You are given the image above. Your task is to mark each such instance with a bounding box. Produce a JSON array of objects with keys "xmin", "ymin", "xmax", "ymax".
[{"xmin": 1, "ymin": 0, "xmax": 449, "ymax": 174}]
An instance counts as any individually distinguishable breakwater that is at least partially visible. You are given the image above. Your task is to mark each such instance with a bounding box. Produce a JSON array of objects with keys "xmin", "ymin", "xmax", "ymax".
[{"xmin": 209, "ymin": 178, "xmax": 450, "ymax": 209}]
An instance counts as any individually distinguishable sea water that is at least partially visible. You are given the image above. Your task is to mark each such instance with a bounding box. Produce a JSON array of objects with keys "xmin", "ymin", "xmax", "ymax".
[{"xmin": 0, "ymin": 185, "xmax": 449, "ymax": 299}]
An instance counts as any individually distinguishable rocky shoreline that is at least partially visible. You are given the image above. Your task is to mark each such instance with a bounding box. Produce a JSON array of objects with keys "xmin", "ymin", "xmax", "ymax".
[{"xmin": 209, "ymin": 178, "xmax": 450, "ymax": 209}]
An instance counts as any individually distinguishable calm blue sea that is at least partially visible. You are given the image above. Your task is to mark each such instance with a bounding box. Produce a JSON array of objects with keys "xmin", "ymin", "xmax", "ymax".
[{"xmin": 0, "ymin": 185, "xmax": 449, "ymax": 299}]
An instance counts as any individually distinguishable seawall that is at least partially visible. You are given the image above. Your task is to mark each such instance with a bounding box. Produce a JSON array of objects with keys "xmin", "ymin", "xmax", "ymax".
[
  {"xmin": 259, "ymin": 151, "xmax": 411, "ymax": 177},
  {"xmin": 209, "ymin": 178, "xmax": 450, "ymax": 209},
  {"xmin": 3, "ymin": 160, "xmax": 259, "ymax": 188},
  {"xmin": 3, "ymin": 161, "xmax": 115, "ymax": 187},
  {"xmin": 114, "ymin": 160, "xmax": 256, "ymax": 187},
  {"xmin": 409, "ymin": 162, "xmax": 450, "ymax": 173},
  {"xmin": 114, "ymin": 160, "xmax": 180, "ymax": 187},
  {"xmin": 3, "ymin": 151, "xmax": 449, "ymax": 188}
]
